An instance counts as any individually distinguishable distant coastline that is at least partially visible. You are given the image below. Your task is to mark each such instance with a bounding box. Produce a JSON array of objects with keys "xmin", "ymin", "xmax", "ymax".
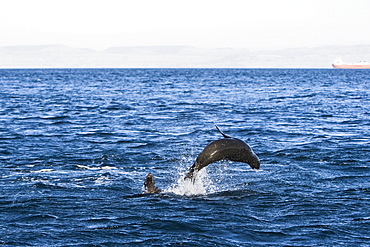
[{"xmin": 1, "ymin": 44, "xmax": 369, "ymax": 68}]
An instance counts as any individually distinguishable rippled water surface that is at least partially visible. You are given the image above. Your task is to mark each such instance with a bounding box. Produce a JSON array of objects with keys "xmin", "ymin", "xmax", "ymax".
[{"xmin": 1, "ymin": 69, "xmax": 369, "ymax": 246}]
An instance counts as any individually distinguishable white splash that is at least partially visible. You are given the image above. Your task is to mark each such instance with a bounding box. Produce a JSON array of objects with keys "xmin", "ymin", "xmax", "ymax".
[{"xmin": 165, "ymin": 168, "xmax": 217, "ymax": 196}]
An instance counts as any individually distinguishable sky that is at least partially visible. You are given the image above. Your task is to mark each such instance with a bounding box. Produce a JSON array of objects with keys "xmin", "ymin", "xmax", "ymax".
[{"xmin": 1, "ymin": 0, "xmax": 370, "ymax": 51}]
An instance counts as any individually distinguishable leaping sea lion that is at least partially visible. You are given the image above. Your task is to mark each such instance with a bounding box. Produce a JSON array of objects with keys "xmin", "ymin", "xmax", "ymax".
[
  {"xmin": 184, "ymin": 126, "xmax": 260, "ymax": 181},
  {"xmin": 144, "ymin": 126, "xmax": 260, "ymax": 193}
]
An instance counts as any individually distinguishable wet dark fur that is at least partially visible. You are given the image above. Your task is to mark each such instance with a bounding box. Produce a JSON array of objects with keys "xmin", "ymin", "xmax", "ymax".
[
  {"xmin": 184, "ymin": 126, "xmax": 260, "ymax": 180},
  {"xmin": 144, "ymin": 173, "xmax": 161, "ymax": 194}
]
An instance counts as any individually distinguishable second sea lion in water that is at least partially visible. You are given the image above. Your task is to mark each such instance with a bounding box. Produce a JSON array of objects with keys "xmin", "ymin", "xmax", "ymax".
[{"xmin": 144, "ymin": 173, "xmax": 161, "ymax": 194}]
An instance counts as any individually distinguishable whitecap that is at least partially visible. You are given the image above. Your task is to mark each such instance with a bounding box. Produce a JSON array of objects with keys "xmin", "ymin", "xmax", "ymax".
[{"xmin": 31, "ymin": 169, "xmax": 54, "ymax": 173}]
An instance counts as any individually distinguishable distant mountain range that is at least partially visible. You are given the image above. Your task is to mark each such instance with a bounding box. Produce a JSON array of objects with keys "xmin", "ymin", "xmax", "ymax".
[{"xmin": 1, "ymin": 44, "xmax": 370, "ymax": 68}]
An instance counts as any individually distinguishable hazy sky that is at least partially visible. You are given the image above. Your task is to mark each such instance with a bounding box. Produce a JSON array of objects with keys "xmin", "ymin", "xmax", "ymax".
[{"xmin": 1, "ymin": 0, "xmax": 369, "ymax": 51}]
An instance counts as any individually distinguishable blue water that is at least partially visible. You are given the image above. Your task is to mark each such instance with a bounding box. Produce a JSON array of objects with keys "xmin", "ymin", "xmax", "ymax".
[{"xmin": 0, "ymin": 69, "xmax": 369, "ymax": 246}]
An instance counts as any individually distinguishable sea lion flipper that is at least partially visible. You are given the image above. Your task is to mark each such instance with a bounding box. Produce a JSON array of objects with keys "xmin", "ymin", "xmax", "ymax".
[
  {"xmin": 215, "ymin": 125, "xmax": 231, "ymax": 138},
  {"xmin": 184, "ymin": 164, "xmax": 195, "ymax": 180}
]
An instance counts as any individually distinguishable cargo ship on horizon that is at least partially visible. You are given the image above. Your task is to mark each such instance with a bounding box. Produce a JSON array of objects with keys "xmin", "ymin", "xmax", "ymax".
[{"xmin": 332, "ymin": 58, "xmax": 370, "ymax": 69}]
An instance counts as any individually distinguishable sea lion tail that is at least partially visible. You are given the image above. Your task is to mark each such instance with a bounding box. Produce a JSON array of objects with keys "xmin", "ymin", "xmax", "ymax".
[{"xmin": 215, "ymin": 125, "xmax": 231, "ymax": 138}]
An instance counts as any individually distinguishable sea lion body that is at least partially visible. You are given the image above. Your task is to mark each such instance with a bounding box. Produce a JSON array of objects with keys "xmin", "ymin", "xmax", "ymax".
[{"xmin": 184, "ymin": 126, "xmax": 260, "ymax": 180}]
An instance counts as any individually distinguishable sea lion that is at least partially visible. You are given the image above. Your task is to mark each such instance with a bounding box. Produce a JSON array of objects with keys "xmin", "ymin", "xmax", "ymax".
[
  {"xmin": 184, "ymin": 126, "xmax": 260, "ymax": 181},
  {"xmin": 143, "ymin": 126, "xmax": 260, "ymax": 192},
  {"xmin": 144, "ymin": 173, "xmax": 161, "ymax": 194}
]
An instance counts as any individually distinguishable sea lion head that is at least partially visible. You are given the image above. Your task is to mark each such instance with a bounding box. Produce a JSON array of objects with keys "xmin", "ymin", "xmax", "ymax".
[{"xmin": 144, "ymin": 173, "xmax": 161, "ymax": 193}]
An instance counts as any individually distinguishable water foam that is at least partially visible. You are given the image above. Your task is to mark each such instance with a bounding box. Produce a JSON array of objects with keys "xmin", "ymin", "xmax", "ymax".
[{"xmin": 165, "ymin": 168, "xmax": 217, "ymax": 196}]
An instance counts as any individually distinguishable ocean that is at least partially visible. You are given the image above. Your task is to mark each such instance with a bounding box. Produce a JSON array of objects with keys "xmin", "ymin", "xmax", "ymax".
[{"xmin": 0, "ymin": 69, "xmax": 369, "ymax": 246}]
